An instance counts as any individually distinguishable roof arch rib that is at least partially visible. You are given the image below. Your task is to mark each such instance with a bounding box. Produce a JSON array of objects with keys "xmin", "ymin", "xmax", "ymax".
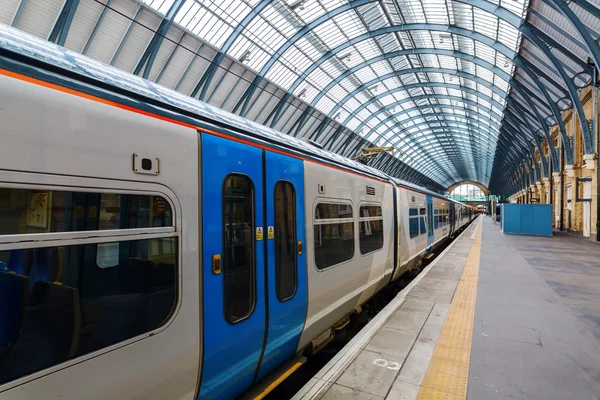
[
  {"xmin": 283, "ymin": 53, "xmax": 512, "ymax": 134},
  {"xmin": 208, "ymin": 0, "xmax": 556, "ymax": 185},
  {"xmin": 325, "ymin": 85, "xmax": 506, "ymax": 143},
  {"xmin": 125, "ymin": 0, "xmax": 600, "ymax": 191},
  {"xmin": 243, "ymin": 22, "xmax": 518, "ymax": 118}
]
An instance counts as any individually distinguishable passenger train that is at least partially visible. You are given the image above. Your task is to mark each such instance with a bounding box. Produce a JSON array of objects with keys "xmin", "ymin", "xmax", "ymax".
[{"xmin": 0, "ymin": 25, "xmax": 475, "ymax": 400}]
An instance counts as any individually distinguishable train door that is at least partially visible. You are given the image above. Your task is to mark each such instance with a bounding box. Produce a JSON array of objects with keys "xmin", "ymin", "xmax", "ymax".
[
  {"xmin": 199, "ymin": 134, "xmax": 307, "ymax": 399},
  {"xmin": 426, "ymin": 196, "xmax": 434, "ymax": 247},
  {"xmin": 449, "ymin": 203, "xmax": 456, "ymax": 237},
  {"xmin": 200, "ymin": 133, "xmax": 267, "ymax": 399},
  {"xmin": 257, "ymin": 151, "xmax": 307, "ymax": 380}
]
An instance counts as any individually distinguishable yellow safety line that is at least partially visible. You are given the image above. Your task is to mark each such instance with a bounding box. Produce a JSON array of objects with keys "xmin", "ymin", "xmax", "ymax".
[
  {"xmin": 417, "ymin": 220, "xmax": 482, "ymax": 400},
  {"xmin": 253, "ymin": 361, "xmax": 304, "ymax": 400}
]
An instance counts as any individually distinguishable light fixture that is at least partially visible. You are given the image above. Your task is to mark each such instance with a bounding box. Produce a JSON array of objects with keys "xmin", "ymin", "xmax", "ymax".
[
  {"xmin": 298, "ymin": 88, "xmax": 306, "ymax": 98},
  {"xmin": 438, "ymin": 33, "xmax": 452, "ymax": 44},
  {"xmin": 289, "ymin": 0, "xmax": 305, "ymax": 11},
  {"xmin": 339, "ymin": 52, "xmax": 352, "ymax": 62},
  {"xmin": 238, "ymin": 49, "xmax": 251, "ymax": 62},
  {"xmin": 334, "ymin": 112, "xmax": 341, "ymax": 120}
]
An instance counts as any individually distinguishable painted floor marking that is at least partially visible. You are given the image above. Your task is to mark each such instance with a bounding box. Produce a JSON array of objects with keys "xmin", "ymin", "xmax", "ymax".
[
  {"xmin": 469, "ymin": 217, "xmax": 481, "ymax": 240},
  {"xmin": 417, "ymin": 218, "xmax": 482, "ymax": 400}
]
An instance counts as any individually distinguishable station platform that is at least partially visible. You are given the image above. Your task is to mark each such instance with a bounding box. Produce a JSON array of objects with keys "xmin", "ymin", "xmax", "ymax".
[{"xmin": 293, "ymin": 216, "xmax": 600, "ymax": 400}]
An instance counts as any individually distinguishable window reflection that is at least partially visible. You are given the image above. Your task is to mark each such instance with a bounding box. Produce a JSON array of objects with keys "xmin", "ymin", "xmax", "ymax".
[{"xmin": 0, "ymin": 189, "xmax": 173, "ymax": 236}]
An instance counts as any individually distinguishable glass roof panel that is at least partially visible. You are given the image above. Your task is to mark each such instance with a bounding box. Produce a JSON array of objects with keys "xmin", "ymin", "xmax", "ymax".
[{"xmin": 140, "ymin": 0, "xmax": 531, "ymax": 185}]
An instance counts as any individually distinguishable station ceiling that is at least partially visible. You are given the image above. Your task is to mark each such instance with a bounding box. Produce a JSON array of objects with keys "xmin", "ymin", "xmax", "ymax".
[{"xmin": 1, "ymin": 0, "xmax": 599, "ymax": 194}]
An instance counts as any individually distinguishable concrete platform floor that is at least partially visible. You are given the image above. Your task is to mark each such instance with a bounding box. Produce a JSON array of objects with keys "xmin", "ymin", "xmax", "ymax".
[
  {"xmin": 292, "ymin": 217, "xmax": 600, "ymax": 400},
  {"xmin": 470, "ymin": 217, "xmax": 600, "ymax": 400}
]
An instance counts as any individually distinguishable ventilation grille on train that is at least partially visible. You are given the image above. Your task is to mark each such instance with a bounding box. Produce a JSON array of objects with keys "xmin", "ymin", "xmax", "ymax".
[{"xmin": 366, "ymin": 186, "xmax": 376, "ymax": 195}]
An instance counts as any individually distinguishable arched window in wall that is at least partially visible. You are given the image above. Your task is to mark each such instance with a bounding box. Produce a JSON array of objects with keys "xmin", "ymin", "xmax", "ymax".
[{"xmin": 449, "ymin": 184, "xmax": 487, "ymax": 202}]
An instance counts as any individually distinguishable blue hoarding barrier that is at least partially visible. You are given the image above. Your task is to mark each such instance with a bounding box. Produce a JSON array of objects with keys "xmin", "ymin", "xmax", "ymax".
[{"xmin": 501, "ymin": 204, "xmax": 552, "ymax": 236}]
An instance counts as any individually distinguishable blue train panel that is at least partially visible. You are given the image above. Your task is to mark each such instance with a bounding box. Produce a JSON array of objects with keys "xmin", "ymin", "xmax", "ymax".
[
  {"xmin": 449, "ymin": 203, "xmax": 456, "ymax": 237},
  {"xmin": 199, "ymin": 133, "xmax": 266, "ymax": 400},
  {"xmin": 426, "ymin": 196, "xmax": 434, "ymax": 247},
  {"xmin": 257, "ymin": 151, "xmax": 308, "ymax": 381}
]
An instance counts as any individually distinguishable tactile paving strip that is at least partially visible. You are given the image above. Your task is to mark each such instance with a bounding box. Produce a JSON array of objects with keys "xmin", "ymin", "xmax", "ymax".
[{"xmin": 416, "ymin": 221, "xmax": 482, "ymax": 400}]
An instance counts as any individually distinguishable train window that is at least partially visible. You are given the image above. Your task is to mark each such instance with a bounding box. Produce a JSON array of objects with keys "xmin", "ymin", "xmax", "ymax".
[
  {"xmin": 0, "ymin": 237, "xmax": 177, "ymax": 386},
  {"xmin": 420, "ymin": 216, "xmax": 427, "ymax": 234},
  {"xmin": 419, "ymin": 207, "xmax": 426, "ymax": 215},
  {"xmin": 0, "ymin": 188, "xmax": 173, "ymax": 236},
  {"xmin": 314, "ymin": 203, "xmax": 354, "ymax": 269},
  {"xmin": 409, "ymin": 218, "xmax": 419, "ymax": 238},
  {"xmin": 359, "ymin": 205, "xmax": 383, "ymax": 255},
  {"xmin": 434, "ymin": 216, "xmax": 439, "ymax": 229},
  {"xmin": 274, "ymin": 181, "xmax": 297, "ymax": 301},
  {"xmin": 223, "ymin": 175, "xmax": 255, "ymax": 323},
  {"xmin": 409, "ymin": 208, "xmax": 419, "ymax": 238}
]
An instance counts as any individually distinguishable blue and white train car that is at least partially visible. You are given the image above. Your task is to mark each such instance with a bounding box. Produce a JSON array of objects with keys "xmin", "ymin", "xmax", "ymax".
[{"xmin": 0, "ymin": 25, "xmax": 475, "ymax": 400}]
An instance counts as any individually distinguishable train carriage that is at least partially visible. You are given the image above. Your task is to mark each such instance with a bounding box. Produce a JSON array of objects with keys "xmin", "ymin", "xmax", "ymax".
[{"xmin": 0, "ymin": 25, "xmax": 476, "ymax": 400}]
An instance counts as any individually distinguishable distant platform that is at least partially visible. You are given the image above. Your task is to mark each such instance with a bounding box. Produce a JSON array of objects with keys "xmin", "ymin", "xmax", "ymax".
[{"xmin": 293, "ymin": 217, "xmax": 600, "ymax": 400}]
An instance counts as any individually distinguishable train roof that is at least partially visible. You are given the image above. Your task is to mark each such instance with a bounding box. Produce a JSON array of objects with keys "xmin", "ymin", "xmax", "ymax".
[{"xmin": 0, "ymin": 24, "xmax": 407, "ymax": 185}]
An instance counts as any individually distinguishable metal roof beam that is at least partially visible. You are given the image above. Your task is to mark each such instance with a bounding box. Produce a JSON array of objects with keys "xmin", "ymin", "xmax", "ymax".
[
  {"xmin": 363, "ymin": 97, "xmax": 503, "ymax": 138},
  {"xmin": 303, "ymin": 68, "xmax": 507, "ymax": 144},
  {"xmin": 393, "ymin": 130, "xmax": 498, "ymax": 154},
  {"xmin": 388, "ymin": 145, "xmax": 493, "ymax": 176},
  {"xmin": 561, "ymin": 0, "xmax": 600, "ymax": 21},
  {"xmin": 504, "ymin": 114, "xmax": 546, "ymax": 177},
  {"xmin": 519, "ymin": 51, "xmax": 571, "ymax": 98},
  {"xmin": 380, "ymin": 113, "xmax": 501, "ymax": 151},
  {"xmin": 547, "ymin": 0, "xmax": 600, "ymax": 73},
  {"xmin": 235, "ymin": 21, "xmax": 519, "ymax": 117},
  {"xmin": 349, "ymin": 127, "xmax": 515, "ymax": 174},
  {"xmin": 378, "ymin": 118, "xmax": 500, "ymax": 146},
  {"xmin": 344, "ymin": 133, "xmax": 460, "ymax": 182},
  {"xmin": 354, "ymin": 98, "xmax": 504, "ymax": 147},
  {"xmin": 109, "ymin": 6, "xmax": 143, "ymax": 66},
  {"xmin": 506, "ymin": 104, "xmax": 552, "ymax": 173},
  {"xmin": 522, "ymin": 26, "xmax": 595, "ymax": 154},
  {"xmin": 11, "ymin": 0, "xmax": 28, "ymax": 27},
  {"xmin": 527, "ymin": 8, "xmax": 587, "ymax": 51},
  {"xmin": 48, "ymin": 0, "xmax": 81, "ymax": 46},
  {"xmin": 321, "ymin": 81, "xmax": 505, "ymax": 148},
  {"xmin": 191, "ymin": 0, "xmax": 272, "ymax": 100},
  {"xmin": 507, "ymin": 95, "xmax": 558, "ymax": 167},
  {"xmin": 525, "ymin": 23, "xmax": 590, "ymax": 69},
  {"xmin": 324, "ymin": 87, "xmax": 504, "ymax": 148},
  {"xmin": 282, "ymin": 52, "xmax": 510, "ymax": 131},
  {"xmin": 134, "ymin": 0, "xmax": 185, "ymax": 79},
  {"xmin": 82, "ymin": 0, "xmax": 112, "ymax": 54},
  {"xmin": 511, "ymin": 65, "xmax": 575, "ymax": 164}
]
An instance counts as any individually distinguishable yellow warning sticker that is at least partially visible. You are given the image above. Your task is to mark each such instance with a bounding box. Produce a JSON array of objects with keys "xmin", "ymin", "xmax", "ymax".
[
  {"xmin": 256, "ymin": 227, "xmax": 263, "ymax": 241},
  {"xmin": 268, "ymin": 226, "xmax": 275, "ymax": 239}
]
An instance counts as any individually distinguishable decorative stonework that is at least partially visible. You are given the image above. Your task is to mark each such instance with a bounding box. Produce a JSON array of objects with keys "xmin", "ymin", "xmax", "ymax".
[
  {"xmin": 565, "ymin": 164, "xmax": 575, "ymax": 178},
  {"xmin": 583, "ymin": 153, "xmax": 596, "ymax": 170}
]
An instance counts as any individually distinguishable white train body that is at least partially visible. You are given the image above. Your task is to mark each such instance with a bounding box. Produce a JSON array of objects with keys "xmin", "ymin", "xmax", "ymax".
[{"xmin": 0, "ymin": 25, "xmax": 476, "ymax": 400}]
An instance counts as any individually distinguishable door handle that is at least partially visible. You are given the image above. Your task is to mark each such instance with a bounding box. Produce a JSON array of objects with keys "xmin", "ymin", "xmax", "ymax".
[
  {"xmin": 212, "ymin": 254, "xmax": 222, "ymax": 275},
  {"xmin": 297, "ymin": 241, "xmax": 303, "ymax": 255}
]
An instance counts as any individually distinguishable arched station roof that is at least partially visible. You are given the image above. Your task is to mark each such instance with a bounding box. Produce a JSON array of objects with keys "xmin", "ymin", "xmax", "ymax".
[{"xmin": 2, "ymin": 0, "xmax": 600, "ymax": 194}]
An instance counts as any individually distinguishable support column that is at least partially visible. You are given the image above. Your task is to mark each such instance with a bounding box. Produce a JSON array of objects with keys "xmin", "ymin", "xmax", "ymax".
[{"xmin": 553, "ymin": 172, "xmax": 561, "ymax": 228}]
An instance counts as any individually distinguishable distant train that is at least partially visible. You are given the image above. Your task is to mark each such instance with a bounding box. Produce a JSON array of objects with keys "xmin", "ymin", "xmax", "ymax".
[{"xmin": 0, "ymin": 25, "xmax": 475, "ymax": 400}]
